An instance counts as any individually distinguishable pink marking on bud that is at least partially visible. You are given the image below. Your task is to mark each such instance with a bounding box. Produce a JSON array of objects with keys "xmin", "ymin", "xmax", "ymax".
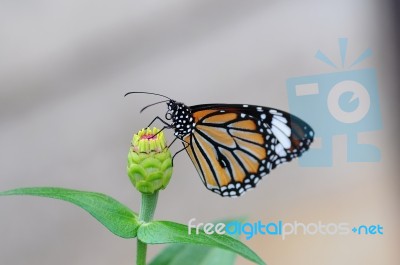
[{"xmin": 141, "ymin": 134, "xmax": 157, "ymax": 140}]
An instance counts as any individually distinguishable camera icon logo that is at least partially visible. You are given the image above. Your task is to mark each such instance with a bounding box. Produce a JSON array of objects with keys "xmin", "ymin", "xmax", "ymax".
[
  {"xmin": 287, "ymin": 38, "xmax": 382, "ymax": 167},
  {"xmin": 327, "ymin": 80, "xmax": 370, "ymax": 124}
]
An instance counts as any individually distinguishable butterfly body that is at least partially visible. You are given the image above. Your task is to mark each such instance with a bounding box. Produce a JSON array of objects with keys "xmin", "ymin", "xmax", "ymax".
[
  {"xmin": 163, "ymin": 100, "xmax": 314, "ymax": 197},
  {"xmin": 166, "ymin": 100, "xmax": 196, "ymax": 138}
]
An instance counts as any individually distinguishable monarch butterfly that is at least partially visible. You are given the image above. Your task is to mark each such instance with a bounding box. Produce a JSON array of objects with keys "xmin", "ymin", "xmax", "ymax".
[{"xmin": 126, "ymin": 92, "xmax": 314, "ymax": 198}]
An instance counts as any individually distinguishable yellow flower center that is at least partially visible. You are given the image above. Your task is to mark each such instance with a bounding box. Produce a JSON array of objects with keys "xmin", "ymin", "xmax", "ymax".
[{"xmin": 132, "ymin": 128, "xmax": 167, "ymax": 153}]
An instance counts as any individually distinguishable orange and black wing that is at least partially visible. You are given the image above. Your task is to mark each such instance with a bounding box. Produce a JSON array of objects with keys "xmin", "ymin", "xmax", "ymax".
[{"xmin": 183, "ymin": 104, "xmax": 313, "ymax": 197}]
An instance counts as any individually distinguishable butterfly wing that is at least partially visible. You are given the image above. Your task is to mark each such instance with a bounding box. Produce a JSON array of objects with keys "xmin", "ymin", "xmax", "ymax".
[{"xmin": 183, "ymin": 104, "xmax": 314, "ymax": 197}]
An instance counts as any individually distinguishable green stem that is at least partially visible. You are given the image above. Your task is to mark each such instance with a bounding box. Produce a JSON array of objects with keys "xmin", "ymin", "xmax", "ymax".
[
  {"xmin": 136, "ymin": 240, "xmax": 147, "ymax": 265},
  {"xmin": 137, "ymin": 192, "xmax": 159, "ymax": 265},
  {"xmin": 139, "ymin": 192, "xmax": 159, "ymax": 222}
]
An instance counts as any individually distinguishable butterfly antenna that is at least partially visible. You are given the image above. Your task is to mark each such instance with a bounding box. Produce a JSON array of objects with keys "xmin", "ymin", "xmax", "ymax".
[
  {"xmin": 124, "ymin": 91, "xmax": 172, "ymax": 100},
  {"xmin": 140, "ymin": 100, "xmax": 169, "ymax": 113}
]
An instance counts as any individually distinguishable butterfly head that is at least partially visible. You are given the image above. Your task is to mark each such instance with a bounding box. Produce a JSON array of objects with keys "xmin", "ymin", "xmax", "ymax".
[{"xmin": 166, "ymin": 100, "xmax": 195, "ymax": 138}]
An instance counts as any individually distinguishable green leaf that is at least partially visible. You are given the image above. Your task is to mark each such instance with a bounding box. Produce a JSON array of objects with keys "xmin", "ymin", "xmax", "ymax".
[
  {"xmin": 149, "ymin": 243, "xmax": 237, "ymax": 265},
  {"xmin": 150, "ymin": 219, "xmax": 243, "ymax": 265},
  {"xmin": 0, "ymin": 187, "xmax": 140, "ymax": 238},
  {"xmin": 138, "ymin": 221, "xmax": 265, "ymax": 265}
]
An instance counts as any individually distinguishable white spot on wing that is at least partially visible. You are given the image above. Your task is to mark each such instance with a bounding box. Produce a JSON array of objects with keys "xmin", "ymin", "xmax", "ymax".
[
  {"xmin": 275, "ymin": 143, "xmax": 287, "ymax": 157},
  {"xmin": 271, "ymin": 125, "xmax": 291, "ymax": 148},
  {"xmin": 272, "ymin": 118, "xmax": 291, "ymax": 137},
  {"xmin": 274, "ymin": 115, "xmax": 287, "ymax": 123}
]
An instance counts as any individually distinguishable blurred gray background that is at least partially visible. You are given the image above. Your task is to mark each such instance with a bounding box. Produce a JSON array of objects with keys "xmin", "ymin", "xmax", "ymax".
[{"xmin": 0, "ymin": 0, "xmax": 399, "ymax": 264}]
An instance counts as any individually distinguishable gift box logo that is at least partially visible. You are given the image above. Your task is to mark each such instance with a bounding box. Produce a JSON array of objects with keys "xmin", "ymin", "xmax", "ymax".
[{"xmin": 287, "ymin": 38, "xmax": 382, "ymax": 167}]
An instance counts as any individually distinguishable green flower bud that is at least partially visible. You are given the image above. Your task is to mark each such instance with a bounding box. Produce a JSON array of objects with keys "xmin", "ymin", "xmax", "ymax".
[{"xmin": 127, "ymin": 128, "xmax": 173, "ymax": 194}]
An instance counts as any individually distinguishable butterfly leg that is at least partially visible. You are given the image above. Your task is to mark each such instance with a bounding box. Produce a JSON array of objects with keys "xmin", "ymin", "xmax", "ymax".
[
  {"xmin": 171, "ymin": 143, "xmax": 190, "ymax": 166},
  {"xmin": 167, "ymin": 137, "xmax": 191, "ymax": 166},
  {"xmin": 152, "ymin": 125, "xmax": 173, "ymax": 139},
  {"xmin": 146, "ymin": 116, "xmax": 172, "ymax": 128},
  {"xmin": 167, "ymin": 137, "xmax": 178, "ymax": 149}
]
